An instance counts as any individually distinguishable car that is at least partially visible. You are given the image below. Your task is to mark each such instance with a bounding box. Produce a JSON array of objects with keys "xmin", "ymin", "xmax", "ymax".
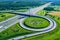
[{"xmin": 0, "ymin": 26, "xmax": 3, "ymax": 28}]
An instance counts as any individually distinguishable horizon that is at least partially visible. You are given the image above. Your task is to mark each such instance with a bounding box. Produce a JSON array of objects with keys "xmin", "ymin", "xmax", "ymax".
[{"xmin": 0, "ymin": 0, "xmax": 60, "ymax": 2}]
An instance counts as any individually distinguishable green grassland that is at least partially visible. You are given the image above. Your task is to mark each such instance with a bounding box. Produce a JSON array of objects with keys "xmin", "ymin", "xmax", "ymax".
[
  {"xmin": 0, "ymin": 12, "xmax": 16, "ymax": 22},
  {"xmin": 36, "ymin": 10, "xmax": 49, "ymax": 16},
  {"xmin": 0, "ymin": 23, "xmax": 35, "ymax": 40},
  {"xmin": 24, "ymin": 17, "xmax": 50, "ymax": 29}
]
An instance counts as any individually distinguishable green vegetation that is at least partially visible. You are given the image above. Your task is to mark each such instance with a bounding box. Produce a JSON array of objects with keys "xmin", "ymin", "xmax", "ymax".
[
  {"xmin": 0, "ymin": 23, "xmax": 35, "ymax": 40},
  {"xmin": 0, "ymin": 9, "xmax": 50, "ymax": 40},
  {"xmin": 54, "ymin": 6, "xmax": 60, "ymax": 11},
  {"xmin": 0, "ymin": 9, "xmax": 28, "ymax": 22},
  {"xmin": 0, "ymin": 12, "xmax": 16, "ymax": 22},
  {"xmin": 21, "ymin": 7, "xmax": 60, "ymax": 40},
  {"xmin": 0, "ymin": 1, "xmax": 46, "ymax": 10},
  {"xmin": 15, "ymin": 9, "xmax": 28, "ymax": 12},
  {"xmin": 24, "ymin": 17, "xmax": 50, "ymax": 29},
  {"xmin": 0, "ymin": 5, "xmax": 60, "ymax": 40},
  {"xmin": 44, "ymin": 7, "xmax": 54, "ymax": 11},
  {"xmin": 44, "ymin": 6, "xmax": 60, "ymax": 11},
  {"xmin": 36, "ymin": 10, "xmax": 49, "ymax": 16}
]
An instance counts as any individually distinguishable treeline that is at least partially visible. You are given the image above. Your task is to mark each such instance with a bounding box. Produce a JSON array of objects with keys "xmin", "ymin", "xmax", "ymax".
[
  {"xmin": 0, "ymin": 1, "xmax": 46, "ymax": 10},
  {"xmin": 44, "ymin": 6, "xmax": 60, "ymax": 11},
  {"xmin": 51, "ymin": 2, "xmax": 60, "ymax": 6}
]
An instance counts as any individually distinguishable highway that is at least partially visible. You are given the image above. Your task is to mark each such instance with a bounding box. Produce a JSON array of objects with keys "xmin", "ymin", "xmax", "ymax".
[
  {"xmin": 9, "ymin": 16, "xmax": 56, "ymax": 40},
  {"xmin": 0, "ymin": 15, "xmax": 21, "ymax": 32},
  {"xmin": 9, "ymin": 2, "xmax": 56, "ymax": 40},
  {"xmin": 20, "ymin": 16, "xmax": 55, "ymax": 31},
  {"xmin": 0, "ymin": 2, "xmax": 56, "ymax": 40},
  {"xmin": 11, "ymin": 2, "xmax": 52, "ymax": 15},
  {"xmin": 0, "ymin": 2, "xmax": 52, "ymax": 32}
]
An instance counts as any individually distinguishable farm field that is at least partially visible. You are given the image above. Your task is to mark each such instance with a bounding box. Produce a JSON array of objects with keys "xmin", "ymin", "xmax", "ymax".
[{"xmin": 48, "ymin": 11, "xmax": 60, "ymax": 17}]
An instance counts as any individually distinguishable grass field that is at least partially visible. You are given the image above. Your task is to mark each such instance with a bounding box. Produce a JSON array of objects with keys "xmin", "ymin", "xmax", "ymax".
[
  {"xmin": 0, "ymin": 12, "xmax": 16, "ymax": 22},
  {"xmin": 36, "ymin": 10, "xmax": 49, "ymax": 16},
  {"xmin": 0, "ymin": 23, "xmax": 35, "ymax": 40},
  {"xmin": 24, "ymin": 17, "xmax": 50, "ymax": 29}
]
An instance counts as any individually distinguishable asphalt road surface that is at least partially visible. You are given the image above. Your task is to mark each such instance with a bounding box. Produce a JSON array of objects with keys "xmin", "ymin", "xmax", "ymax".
[{"xmin": 0, "ymin": 15, "xmax": 21, "ymax": 32}]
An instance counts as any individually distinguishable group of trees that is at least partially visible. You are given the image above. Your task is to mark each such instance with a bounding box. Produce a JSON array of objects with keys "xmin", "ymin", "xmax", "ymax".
[
  {"xmin": 0, "ymin": 1, "xmax": 46, "ymax": 10},
  {"xmin": 44, "ymin": 7, "xmax": 54, "ymax": 11},
  {"xmin": 44, "ymin": 6, "xmax": 60, "ymax": 11},
  {"xmin": 52, "ymin": 2, "xmax": 60, "ymax": 6}
]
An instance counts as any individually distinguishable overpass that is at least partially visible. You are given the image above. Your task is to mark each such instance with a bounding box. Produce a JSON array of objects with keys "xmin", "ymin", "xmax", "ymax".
[{"xmin": 0, "ymin": 2, "xmax": 52, "ymax": 32}]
